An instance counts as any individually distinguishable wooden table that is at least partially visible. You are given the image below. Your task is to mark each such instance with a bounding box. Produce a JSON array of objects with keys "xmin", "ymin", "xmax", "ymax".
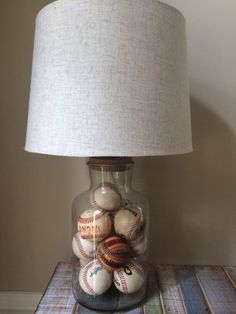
[{"xmin": 35, "ymin": 262, "xmax": 236, "ymax": 313}]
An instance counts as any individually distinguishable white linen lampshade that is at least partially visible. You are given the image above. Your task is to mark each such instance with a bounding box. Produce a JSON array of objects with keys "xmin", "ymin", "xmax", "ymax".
[{"xmin": 25, "ymin": 0, "xmax": 192, "ymax": 157}]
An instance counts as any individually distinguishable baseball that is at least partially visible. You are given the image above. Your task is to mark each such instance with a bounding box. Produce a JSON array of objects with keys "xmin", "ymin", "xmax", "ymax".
[
  {"xmin": 79, "ymin": 259, "xmax": 112, "ymax": 296},
  {"xmin": 90, "ymin": 182, "xmax": 122, "ymax": 211},
  {"xmin": 72, "ymin": 232, "xmax": 96, "ymax": 260},
  {"xmin": 113, "ymin": 260, "xmax": 145, "ymax": 294},
  {"xmin": 78, "ymin": 208, "xmax": 112, "ymax": 242},
  {"xmin": 114, "ymin": 207, "xmax": 142, "ymax": 240},
  {"xmin": 130, "ymin": 233, "xmax": 148, "ymax": 256},
  {"xmin": 97, "ymin": 236, "xmax": 131, "ymax": 272},
  {"xmin": 80, "ymin": 258, "xmax": 91, "ymax": 267}
]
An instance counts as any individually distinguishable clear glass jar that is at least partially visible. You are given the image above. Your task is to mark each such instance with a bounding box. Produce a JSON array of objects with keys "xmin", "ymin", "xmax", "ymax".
[{"xmin": 72, "ymin": 157, "xmax": 149, "ymax": 312}]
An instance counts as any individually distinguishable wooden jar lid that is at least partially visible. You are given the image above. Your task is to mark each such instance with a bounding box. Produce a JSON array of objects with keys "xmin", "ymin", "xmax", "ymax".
[{"xmin": 87, "ymin": 157, "xmax": 134, "ymax": 171}]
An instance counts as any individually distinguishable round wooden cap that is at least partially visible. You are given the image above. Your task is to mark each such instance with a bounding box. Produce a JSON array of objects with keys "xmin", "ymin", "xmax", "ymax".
[{"xmin": 87, "ymin": 157, "xmax": 134, "ymax": 171}]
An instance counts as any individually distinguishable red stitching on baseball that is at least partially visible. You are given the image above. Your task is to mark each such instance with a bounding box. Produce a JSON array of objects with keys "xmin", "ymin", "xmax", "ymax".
[
  {"xmin": 90, "ymin": 182, "xmax": 122, "ymax": 210},
  {"xmin": 129, "ymin": 262, "xmax": 144, "ymax": 278},
  {"xmin": 117, "ymin": 269, "xmax": 129, "ymax": 293},
  {"xmin": 127, "ymin": 214, "xmax": 141, "ymax": 240},
  {"xmin": 76, "ymin": 235, "xmax": 92, "ymax": 260},
  {"xmin": 82, "ymin": 261, "xmax": 97, "ymax": 296}
]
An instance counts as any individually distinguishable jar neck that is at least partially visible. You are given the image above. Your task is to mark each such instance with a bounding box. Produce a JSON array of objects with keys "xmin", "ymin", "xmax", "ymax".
[{"xmin": 87, "ymin": 158, "xmax": 134, "ymax": 191}]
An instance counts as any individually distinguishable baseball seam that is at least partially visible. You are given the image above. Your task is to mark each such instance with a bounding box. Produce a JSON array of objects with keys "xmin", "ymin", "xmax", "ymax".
[
  {"xmin": 82, "ymin": 261, "xmax": 97, "ymax": 296},
  {"xmin": 90, "ymin": 182, "xmax": 122, "ymax": 210},
  {"xmin": 127, "ymin": 215, "xmax": 141, "ymax": 240},
  {"xmin": 76, "ymin": 235, "xmax": 92, "ymax": 260},
  {"xmin": 129, "ymin": 262, "xmax": 144, "ymax": 278},
  {"xmin": 117, "ymin": 270, "xmax": 129, "ymax": 293}
]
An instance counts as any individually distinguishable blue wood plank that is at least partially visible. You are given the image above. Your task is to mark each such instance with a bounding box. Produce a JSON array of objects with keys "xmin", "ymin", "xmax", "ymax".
[
  {"xmin": 195, "ymin": 266, "xmax": 236, "ymax": 313},
  {"xmin": 174, "ymin": 266, "xmax": 209, "ymax": 314}
]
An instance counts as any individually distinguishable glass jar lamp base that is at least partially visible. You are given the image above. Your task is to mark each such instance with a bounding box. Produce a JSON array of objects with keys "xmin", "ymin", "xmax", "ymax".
[{"xmin": 72, "ymin": 157, "xmax": 149, "ymax": 312}]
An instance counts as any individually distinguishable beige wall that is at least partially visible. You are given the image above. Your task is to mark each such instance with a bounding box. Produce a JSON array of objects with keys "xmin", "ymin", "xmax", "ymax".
[{"xmin": 0, "ymin": 0, "xmax": 236, "ymax": 292}]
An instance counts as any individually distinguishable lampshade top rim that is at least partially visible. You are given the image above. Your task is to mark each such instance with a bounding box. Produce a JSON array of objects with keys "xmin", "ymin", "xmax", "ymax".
[{"xmin": 36, "ymin": 0, "xmax": 185, "ymax": 23}]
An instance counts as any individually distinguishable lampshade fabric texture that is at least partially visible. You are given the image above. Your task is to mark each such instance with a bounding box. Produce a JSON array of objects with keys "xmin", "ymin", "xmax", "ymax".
[{"xmin": 25, "ymin": 0, "xmax": 192, "ymax": 157}]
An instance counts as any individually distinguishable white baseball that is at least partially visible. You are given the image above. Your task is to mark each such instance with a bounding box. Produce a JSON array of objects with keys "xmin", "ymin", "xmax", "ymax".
[
  {"xmin": 114, "ymin": 260, "xmax": 145, "ymax": 294},
  {"xmin": 72, "ymin": 232, "xmax": 96, "ymax": 260},
  {"xmin": 90, "ymin": 182, "xmax": 122, "ymax": 211},
  {"xmin": 80, "ymin": 258, "xmax": 91, "ymax": 267},
  {"xmin": 130, "ymin": 233, "xmax": 148, "ymax": 256},
  {"xmin": 78, "ymin": 208, "xmax": 112, "ymax": 242},
  {"xmin": 114, "ymin": 207, "xmax": 142, "ymax": 240},
  {"xmin": 79, "ymin": 259, "xmax": 112, "ymax": 296}
]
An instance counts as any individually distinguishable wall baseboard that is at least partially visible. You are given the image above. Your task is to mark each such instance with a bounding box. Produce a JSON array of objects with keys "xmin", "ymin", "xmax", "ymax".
[{"xmin": 0, "ymin": 292, "xmax": 42, "ymax": 313}]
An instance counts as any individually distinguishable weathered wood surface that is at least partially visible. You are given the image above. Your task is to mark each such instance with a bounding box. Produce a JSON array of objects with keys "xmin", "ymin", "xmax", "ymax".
[
  {"xmin": 194, "ymin": 266, "xmax": 236, "ymax": 313},
  {"xmin": 35, "ymin": 263, "xmax": 236, "ymax": 314},
  {"xmin": 174, "ymin": 266, "xmax": 208, "ymax": 313}
]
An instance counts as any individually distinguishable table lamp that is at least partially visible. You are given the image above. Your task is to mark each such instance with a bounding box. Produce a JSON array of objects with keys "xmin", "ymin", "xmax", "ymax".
[{"xmin": 25, "ymin": 0, "xmax": 192, "ymax": 311}]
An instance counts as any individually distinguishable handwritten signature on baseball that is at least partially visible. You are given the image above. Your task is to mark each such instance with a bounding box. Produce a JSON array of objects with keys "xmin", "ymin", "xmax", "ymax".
[{"xmin": 90, "ymin": 266, "xmax": 103, "ymax": 277}]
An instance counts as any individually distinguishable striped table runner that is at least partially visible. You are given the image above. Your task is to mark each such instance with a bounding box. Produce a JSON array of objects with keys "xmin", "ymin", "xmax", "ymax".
[{"xmin": 35, "ymin": 262, "xmax": 236, "ymax": 314}]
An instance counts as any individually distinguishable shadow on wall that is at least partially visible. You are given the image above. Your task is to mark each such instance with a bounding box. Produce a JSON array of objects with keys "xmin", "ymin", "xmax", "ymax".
[{"xmin": 135, "ymin": 97, "xmax": 236, "ymax": 265}]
